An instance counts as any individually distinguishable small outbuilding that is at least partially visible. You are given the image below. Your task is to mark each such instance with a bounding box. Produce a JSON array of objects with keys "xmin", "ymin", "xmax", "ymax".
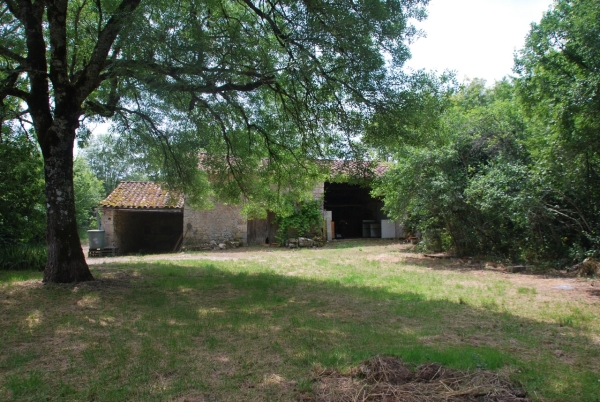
[{"xmin": 100, "ymin": 181, "xmax": 185, "ymax": 254}]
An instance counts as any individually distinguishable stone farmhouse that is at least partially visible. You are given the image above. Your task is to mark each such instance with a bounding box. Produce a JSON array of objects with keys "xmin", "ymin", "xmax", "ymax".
[{"xmin": 98, "ymin": 161, "xmax": 401, "ymax": 254}]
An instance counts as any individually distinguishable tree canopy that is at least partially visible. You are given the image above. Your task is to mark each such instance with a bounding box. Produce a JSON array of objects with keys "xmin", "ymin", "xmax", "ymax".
[
  {"xmin": 0, "ymin": 0, "xmax": 429, "ymax": 282},
  {"xmin": 80, "ymin": 133, "xmax": 148, "ymax": 196},
  {"xmin": 370, "ymin": 0, "xmax": 600, "ymax": 263},
  {"xmin": 515, "ymin": 0, "xmax": 600, "ymax": 260}
]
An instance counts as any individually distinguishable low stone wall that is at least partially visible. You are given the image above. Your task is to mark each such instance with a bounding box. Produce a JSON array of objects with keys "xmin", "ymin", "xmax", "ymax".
[
  {"xmin": 286, "ymin": 236, "xmax": 325, "ymax": 248},
  {"xmin": 182, "ymin": 203, "xmax": 248, "ymax": 250}
]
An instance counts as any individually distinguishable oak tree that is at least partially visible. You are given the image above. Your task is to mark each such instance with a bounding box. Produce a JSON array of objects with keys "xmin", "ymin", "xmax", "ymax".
[{"xmin": 0, "ymin": 0, "xmax": 428, "ymax": 282}]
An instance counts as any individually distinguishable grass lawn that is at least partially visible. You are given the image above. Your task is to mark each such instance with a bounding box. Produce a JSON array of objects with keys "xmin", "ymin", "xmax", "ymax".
[{"xmin": 1, "ymin": 240, "xmax": 599, "ymax": 401}]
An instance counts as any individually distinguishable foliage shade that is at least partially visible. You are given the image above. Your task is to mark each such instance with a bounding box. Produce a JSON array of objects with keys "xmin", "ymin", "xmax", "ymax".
[
  {"xmin": 68, "ymin": 0, "xmax": 429, "ymax": 210},
  {"xmin": 2, "ymin": 245, "xmax": 600, "ymax": 400}
]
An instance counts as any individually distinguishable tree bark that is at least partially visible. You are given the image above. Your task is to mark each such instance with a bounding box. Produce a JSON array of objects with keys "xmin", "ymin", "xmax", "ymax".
[{"xmin": 41, "ymin": 119, "xmax": 94, "ymax": 283}]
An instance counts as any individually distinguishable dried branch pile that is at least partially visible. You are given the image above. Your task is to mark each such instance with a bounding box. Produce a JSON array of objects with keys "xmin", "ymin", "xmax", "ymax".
[{"xmin": 302, "ymin": 356, "xmax": 529, "ymax": 402}]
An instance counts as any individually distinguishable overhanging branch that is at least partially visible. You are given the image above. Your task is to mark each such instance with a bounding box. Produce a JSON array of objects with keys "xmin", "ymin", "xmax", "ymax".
[
  {"xmin": 74, "ymin": 0, "xmax": 141, "ymax": 103},
  {"xmin": 0, "ymin": 45, "xmax": 29, "ymax": 67}
]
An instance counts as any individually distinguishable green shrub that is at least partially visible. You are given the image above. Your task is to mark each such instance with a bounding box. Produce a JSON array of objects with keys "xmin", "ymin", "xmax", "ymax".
[{"xmin": 276, "ymin": 199, "xmax": 323, "ymax": 243}]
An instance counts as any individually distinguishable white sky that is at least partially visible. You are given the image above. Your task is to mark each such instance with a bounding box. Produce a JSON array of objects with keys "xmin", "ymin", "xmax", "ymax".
[{"xmin": 404, "ymin": 0, "xmax": 554, "ymax": 84}]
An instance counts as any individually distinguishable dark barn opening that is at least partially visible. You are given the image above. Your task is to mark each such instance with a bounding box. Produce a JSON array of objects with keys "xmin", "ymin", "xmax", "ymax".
[
  {"xmin": 115, "ymin": 210, "xmax": 183, "ymax": 254},
  {"xmin": 323, "ymin": 182, "xmax": 385, "ymax": 238}
]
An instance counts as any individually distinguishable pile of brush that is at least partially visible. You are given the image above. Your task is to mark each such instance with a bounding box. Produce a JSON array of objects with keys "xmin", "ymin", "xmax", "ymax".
[{"xmin": 301, "ymin": 356, "xmax": 529, "ymax": 402}]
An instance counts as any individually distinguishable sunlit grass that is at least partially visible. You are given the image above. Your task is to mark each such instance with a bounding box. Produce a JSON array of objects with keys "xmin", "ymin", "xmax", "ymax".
[{"xmin": 0, "ymin": 240, "xmax": 598, "ymax": 401}]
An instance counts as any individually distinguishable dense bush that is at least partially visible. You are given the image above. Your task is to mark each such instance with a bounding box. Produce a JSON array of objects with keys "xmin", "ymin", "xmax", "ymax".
[
  {"xmin": 368, "ymin": 1, "xmax": 600, "ymax": 265},
  {"xmin": 372, "ymin": 78, "xmax": 580, "ymax": 263},
  {"xmin": 275, "ymin": 199, "xmax": 323, "ymax": 243}
]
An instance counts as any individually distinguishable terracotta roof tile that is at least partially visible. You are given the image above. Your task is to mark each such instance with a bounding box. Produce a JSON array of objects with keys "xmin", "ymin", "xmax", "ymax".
[
  {"xmin": 327, "ymin": 160, "xmax": 389, "ymax": 179},
  {"xmin": 198, "ymin": 153, "xmax": 389, "ymax": 179},
  {"xmin": 100, "ymin": 181, "xmax": 184, "ymax": 209}
]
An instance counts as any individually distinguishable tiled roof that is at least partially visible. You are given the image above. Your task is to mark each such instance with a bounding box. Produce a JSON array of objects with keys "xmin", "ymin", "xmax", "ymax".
[
  {"xmin": 100, "ymin": 181, "xmax": 184, "ymax": 209},
  {"xmin": 327, "ymin": 160, "xmax": 390, "ymax": 179},
  {"xmin": 199, "ymin": 153, "xmax": 389, "ymax": 179}
]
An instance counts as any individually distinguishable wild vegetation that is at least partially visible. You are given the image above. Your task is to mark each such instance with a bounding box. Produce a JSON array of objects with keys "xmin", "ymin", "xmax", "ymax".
[
  {"xmin": 275, "ymin": 199, "xmax": 324, "ymax": 244},
  {"xmin": 370, "ymin": 0, "xmax": 600, "ymax": 265},
  {"xmin": 1, "ymin": 241, "xmax": 598, "ymax": 401}
]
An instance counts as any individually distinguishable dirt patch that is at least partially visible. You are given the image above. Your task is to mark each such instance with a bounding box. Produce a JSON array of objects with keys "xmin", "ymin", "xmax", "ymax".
[{"xmin": 301, "ymin": 356, "xmax": 529, "ymax": 402}]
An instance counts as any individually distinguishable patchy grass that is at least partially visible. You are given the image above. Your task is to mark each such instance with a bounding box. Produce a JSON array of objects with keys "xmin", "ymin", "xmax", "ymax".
[{"xmin": 1, "ymin": 240, "xmax": 599, "ymax": 401}]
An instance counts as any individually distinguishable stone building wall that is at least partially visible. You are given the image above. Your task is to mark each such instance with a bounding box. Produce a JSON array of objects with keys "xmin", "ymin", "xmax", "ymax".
[
  {"xmin": 312, "ymin": 182, "xmax": 325, "ymax": 201},
  {"xmin": 100, "ymin": 182, "xmax": 325, "ymax": 253},
  {"xmin": 99, "ymin": 208, "xmax": 134, "ymax": 252},
  {"xmin": 182, "ymin": 203, "xmax": 248, "ymax": 249},
  {"xmin": 100, "ymin": 209, "xmax": 118, "ymax": 248}
]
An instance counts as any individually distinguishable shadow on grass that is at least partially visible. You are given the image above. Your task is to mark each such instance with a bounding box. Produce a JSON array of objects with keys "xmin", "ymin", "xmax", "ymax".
[{"xmin": 1, "ymin": 260, "xmax": 599, "ymax": 402}]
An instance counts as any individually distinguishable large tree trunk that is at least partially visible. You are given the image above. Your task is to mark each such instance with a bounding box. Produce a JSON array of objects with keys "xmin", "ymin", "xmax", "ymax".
[
  {"xmin": 7, "ymin": 0, "xmax": 140, "ymax": 283},
  {"xmin": 41, "ymin": 120, "xmax": 94, "ymax": 283}
]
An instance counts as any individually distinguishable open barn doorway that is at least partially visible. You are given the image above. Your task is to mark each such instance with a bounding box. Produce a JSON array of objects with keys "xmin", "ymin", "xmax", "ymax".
[
  {"xmin": 323, "ymin": 182, "xmax": 386, "ymax": 238},
  {"xmin": 112, "ymin": 210, "xmax": 183, "ymax": 254}
]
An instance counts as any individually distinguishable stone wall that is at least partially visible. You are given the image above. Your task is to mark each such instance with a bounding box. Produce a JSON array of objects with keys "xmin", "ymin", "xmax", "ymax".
[
  {"xmin": 312, "ymin": 182, "xmax": 325, "ymax": 201},
  {"xmin": 182, "ymin": 203, "xmax": 248, "ymax": 249},
  {"xmin": 100, "ymin": 208, "xmax": 118, "ymax": 248}
]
